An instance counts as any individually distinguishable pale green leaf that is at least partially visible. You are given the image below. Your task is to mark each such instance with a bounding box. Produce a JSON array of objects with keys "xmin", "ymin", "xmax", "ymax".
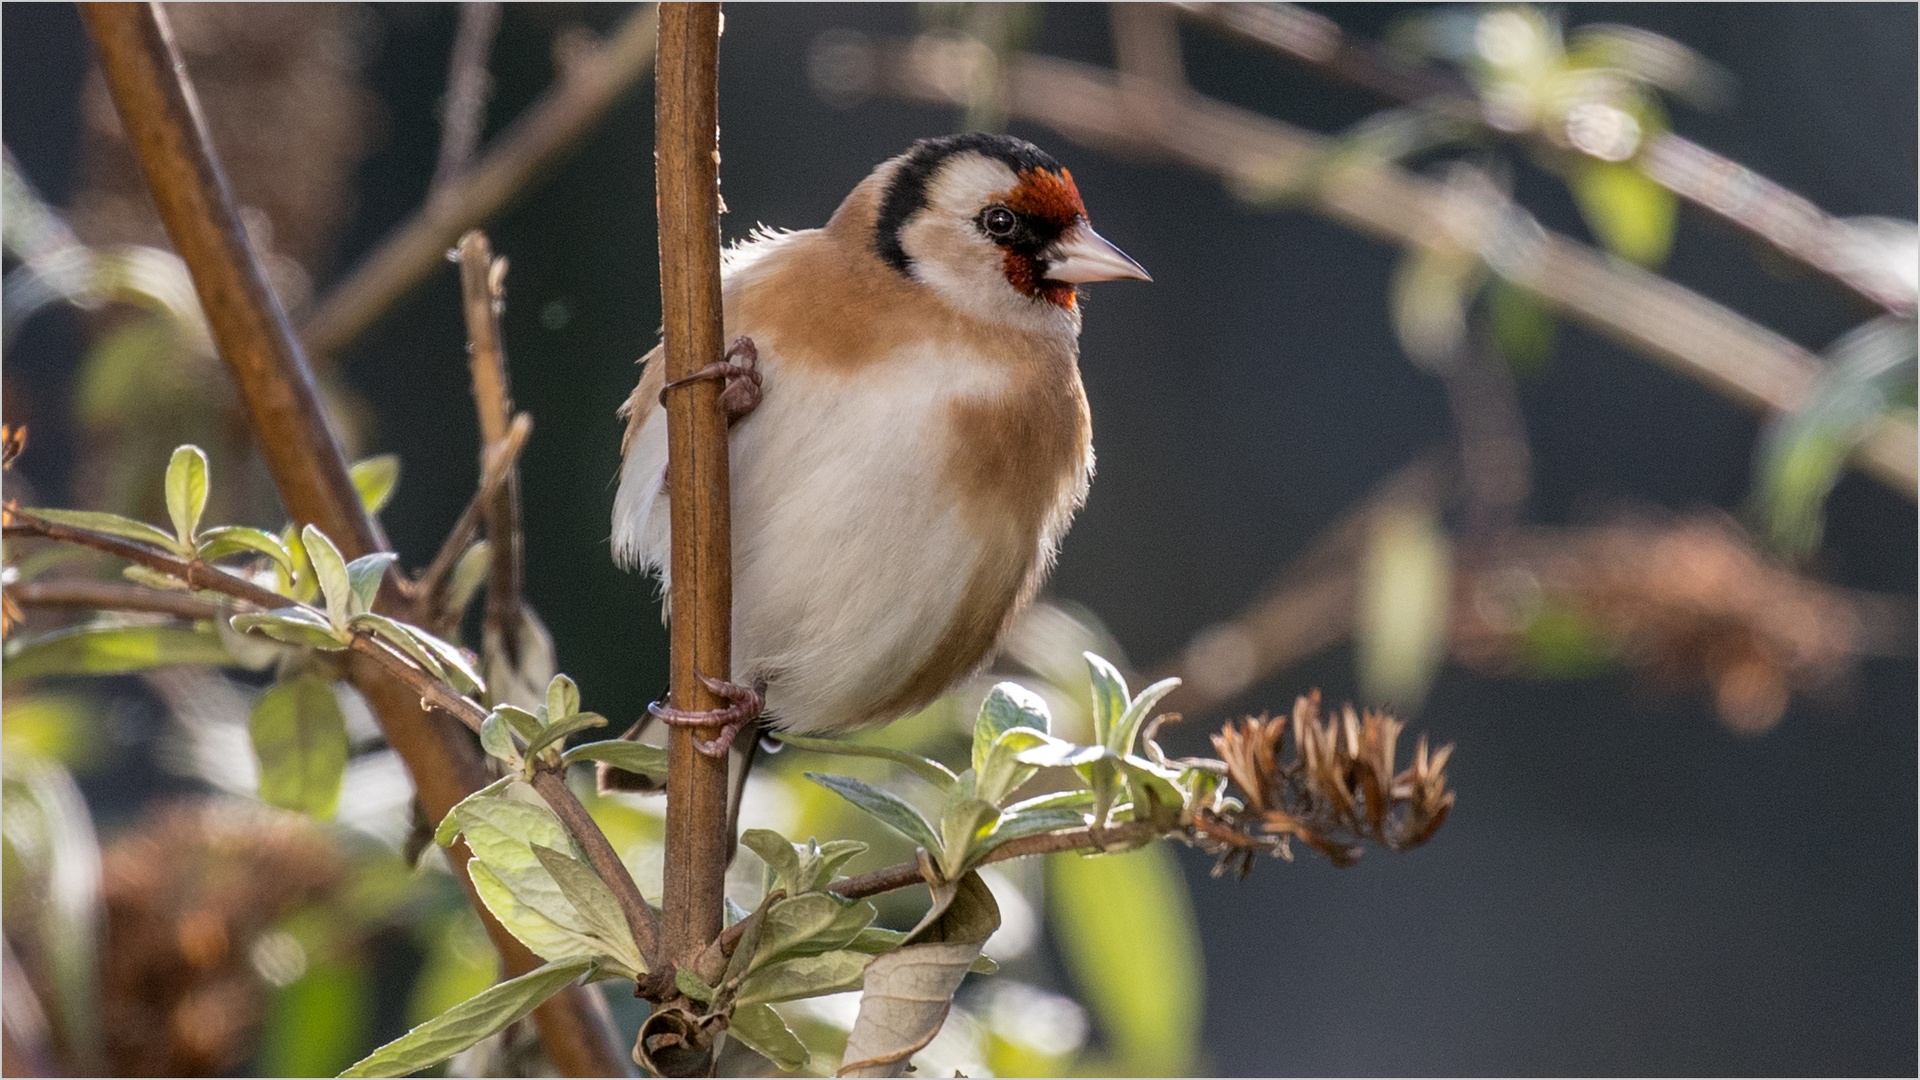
[
  {"xmin": 674, "ymin": 968, "xmax": 717, "ymax": 1003},
  {"xmin": 806, "ymin": 773, "xmax": 940, "ymax": 854},
  {"xmin": 1084, "ymin": 652, "xmax": 1129, "ymax": 749},
  {"xmin": 545, "ymin": 674, "xmax": 580, "ymax": 723},
  {"xmin": 530, "ymin": 845, "xmax": 640, "ymax": 970},
  {"xmin": 301, "ymin": 525, "xmax": 351, "ymax": 631},
  {"xmin": 1013, "ymin": 735, "xmax": 1111, "ymax": 769},
  {"xmin": 163, "ymin": 444, "xmax": 209, "ymax": 546},
  {"xmin": 741, "ymin": 829, "xmax": 805, "ymax": 895},
  {"xmin": 250, "ymin": 675, "xmax": 348, "ymax": 818},
  {"xmin": 22, "ymin": 507, "xmax": 180, "ymax": 553},
  {"xmin": 444, "ymin": 541, "xmax": 490, "ymax": 621},
  {"xmin": 1118, "ymin": 756, "xmax": 1186, "ymax": 823},
  {"xmin": 196, "ymin": 526, "xmax": 291, "ymax": 570},
  {"xmin": 491, "ymin": 704, "xmax": 545, "ymax": 741},
  {"xmin": 468, "ymin": 861, "xmax": 599, "ymax": 962},
  {"xmin": 121, "ymin": 564, "xmax": 189, "ymax": 591},
  {"xmin": 1110, "ymin": 676, "xmax": 1181, "ymax": 759},
  {"xmin": 560, "ymin": 739, "xmax": 669, "ymax": 778},
  {"xmin": 777, "ymin": 733, "xmax": 957, "ymax": 789},
  {"xmin": 479, "ymin": 712, "xmax": 520, "ymax": 765},
  {"xmin": 973, "ymin": 806, "xmax": 1088, "ymax": 864},
  {"xmin": 403, "ymin": 622, "xmax": 484, "ymax": 695},
  {"xmin": 937, "ymin": 793, "xmax": 1000, "ymax": 879},
  {"xmin": 973, "ymin": 682, "xmax": 1050, "ymax": 775},
  {"xmin": 728, "ymin": 1003, "xmax": 810, "ymax": 1072},
  {"xmin": 346, "ymin": 613, "xmax": 448, "ymax": 682},
  {"xmin": 1569, "ymin": 158, "xmax": 1677, "ymax": 268},
  {"xmin": 338, "ymin": 957, "xmax": 592, "ymax": 1078},
  {"xmin": 344, "ymin": 553, "xmax": 396, "ymax": 617},
  {"xmin": 434, "ymin": 776, "xmax": 513, "ymax": 847},
  {"xmin": 523, "ymin": 712, "xmax": 607, "ymax": 761},
  {"xmin": 3, "ymin": 623, "xmax": 232, "ymax": 682},
  {"xmin": 749, "ymin": 893, "xmax": 876, "ymax": 972},
  {"xmin": 1357, "ymin": 501, "xmax": 1453, "ymax": 711},
  {"xmin": 231, "ymin": 608, "xmax": 349, "ymax": 651},
  {"xmin": 844, "ymin": 927, "xmax": 907, "ymax": 955},
  {"xmin": 1002, "ymin": 789, "xmax": 1095, "ymax": 816},
  {"xmin": 734, "ymin": 949, "xmax": 871, "ymax": 1006},
  {"xmin": 349, "ymin": 454, "xmax": 401, "ymax": 516}
]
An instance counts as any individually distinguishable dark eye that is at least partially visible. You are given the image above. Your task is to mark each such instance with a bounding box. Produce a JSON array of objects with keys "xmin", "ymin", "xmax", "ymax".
[{"xmin": 981, "ymin": 206, "xmax": 1017, "ymax": 238}]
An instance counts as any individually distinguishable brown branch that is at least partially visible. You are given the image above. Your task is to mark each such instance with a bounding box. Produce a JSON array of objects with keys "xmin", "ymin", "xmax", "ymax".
[
  {"xmin": 431, "ymin": 2, "xmax": 504, "ymax": 195},
  {"xmin": 1175, "ymin": 2, "xmax": 1917, "ymax": 317},
  {"xmin": 856, "ymin": 38, "xmax": 1917, "ymax": 499},
  {"xmin": 301, "ymin": 4, "xmax": 660, "ymax": 357},
  {"xmin": 532, "ymin": 768, "xmax": 665, "ymax": 975},
  {"xmin": 414, "ymin": 411, "xmax": 533, "ymax": 627},
  {"xmin": 455, "ymin": 231, "xmax": 525, "ymax": 661},
  {"xmin": 5, "ymin": 579, "xmax": 221, "ymax": 621},
  {"xmin": 74, "ymin": 7, "xmax": 634, "ymax": 1071},
  {"xmin": 829, "ymin": 821, "xmax": 1168, "ymax": 904},
  {"xmin": 655, "ymin": 2, "xmax": 734, "ymax": 975}
]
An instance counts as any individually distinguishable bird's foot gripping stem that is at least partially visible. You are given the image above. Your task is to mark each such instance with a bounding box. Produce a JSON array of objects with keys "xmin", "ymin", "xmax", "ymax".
[
  {"xmin": 649, "ymin": 674, "xmax": 766, "ymax": 757},
  {"xmin": 659, "ymin": 336, "xmax": 761, "ymax": 424}
]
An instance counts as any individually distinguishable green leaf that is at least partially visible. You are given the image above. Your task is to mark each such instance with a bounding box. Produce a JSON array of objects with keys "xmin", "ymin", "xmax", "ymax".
[
  {"xmin": 349, "ymin": 454, "xmax": 401, "ymax": 516},
  {"xmin": 479, "ymin": 712, "xmax": 521, "ymax": 766},
  {"xmin": 445, "ymin": 541, "xmax": 491, "ymax": 620},
  {"xmin": 1084, "ymin": 652, "xmax": 1129, "ymax": 749},
  {"xmin": 973, "ymin": 682, "xmax": 1051, "ymax": 775},
  {"xmin": 490, "ymin": 703, "xmax": 545, "ymax": 740},
  {"xmin": 302, "ymin": 525, "xmax": 352, "ymax": 631},
  {"xmin": 844, "ymin": 927, "xmax": 908, "ymax": 955},
  {"xmin": 163, "ymin": 444, "xmax": 210, "ymax": 546},
  {"xmin": 346, "ymin": 613, "xmax": 448, "ymax": 682},
  {"xmin": 1110, "ymin": 677, "xmax": 1181, "ymax": 760},
  {"xmin": 1048, "ymin": 844, "xmax": 1201, "ymax": 1077},
  {"xmin": 734, "ymin": 949, "xmax": 871, "ymax": 1006},
  {"xmin": 232, "ymin": 608, "xmax": 350, "ymax": 650},
  {"xmin": 741, "ymin": 829, "xmax": 805, "ymax": 894},
  {"xmin": 777, "ymin": 733, "xmax": 958, "ymax": 789},
  {"xmin": 1013, "ymin": 735, "xmax": 1111, "ymax": 770},
  {"xmin": 545, "ymin": 674, "xmax": 581, "ymax": 722},
  {"xmin": 121, "ymin": 564, "xmax": 189, "ymax": 591},
  {"xmin": 1357, "ymin": 500, "xmax": 1453, "ymax": 711},
  {"xmin": 344, "ymin": 553, "xmax": 396, "ymax": 617},
  {"xmin": 974, "ymin": 806, "xmax": 1088, "ymax": 863},
  {"xmin": 1118, "ymin": 756, "xmax": 1186, "ymax": 824},
  {"xmin": 1003, "ymin": 788, "xmax": 1095, "ymax": 816},
  {"xmin": 260, "ymin": 956, "xmax": 369, "ymax": 1079},
  {"xmin": 728, "ymin": 1003, "xmax": 810, "ymax": 1072},
  {"xmin": 434, "ymin": 776, "xmax": 513, "ymax": 847},
  {"xmin": 938, "ymin": 793, "xmax": 1001, "ymax": 878},
  {"xmin": 22, "ymin": 507, "xmax": 180, "ymax": 553},
  {"xmin": 468, "ymin": 861, "xmax": 601, "ymax": 963},
  {"xmin": 560, "ymin": 739, "xmax": 669, "ymax": 778},
  {"xmin": 337, "ymin": 957, "xmax": 593, "ymax": 1078},
  {"xmin": 530, "ymin": 845, "xmax": 641, "ymax": 970},
  {"xmin": 674, "ymin": 968, "xmax": 717, "ymax": 1003},
  {"xmin": 808, "ymin": 839, "xmax": 869, "ymax": 891},
  {"xmin": 1486, "ymin": 279, "xmax": 1557, "ymax": 375},
  {"xmin": 404, "ymin": 622, "xmax": 485, "ymax": 695},
  {"xmin": 523, "ymin": 712, "xmax": 608, "ymax": 761},
  {"xmin": 749, "ymin": 893, "xmax": 876, "ymax": 972},
  {"xmin": 249, "ymin": 675, "xmax": 349, "ymax": 819},
  {"xmin": 3, "ymin": 623, "xmax": 232, "ymax": 681},
  {"xmin": 1569, "ymin": 158, "xmax": 1677, "ymax": 268},
  {"xmin": 196, "ymin": 526, "xmax": 292, "ymax": 570},
  {"xmin": 806, "ymin": 773, "xmax": 941, "ymax": 854}
]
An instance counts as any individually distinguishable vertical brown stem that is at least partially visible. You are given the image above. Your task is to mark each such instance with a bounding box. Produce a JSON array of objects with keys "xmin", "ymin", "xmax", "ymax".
[
  {"xmin": 456, "ymin": 231, "xmax": 525, "ymax": 663},
  {"xmin": 654, "ymin": 1, "xmax": 732, "ymax": 964}
]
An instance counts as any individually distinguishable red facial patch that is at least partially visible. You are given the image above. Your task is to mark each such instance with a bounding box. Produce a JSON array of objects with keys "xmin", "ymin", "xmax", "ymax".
[{"xmin": 1005, "ymin": 167, "xmax": 1087, "ymax": 230}]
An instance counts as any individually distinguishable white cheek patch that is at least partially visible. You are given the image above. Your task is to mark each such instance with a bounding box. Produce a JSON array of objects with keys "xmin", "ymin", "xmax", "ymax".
[{"xmin": 928, "ymin": 155, "xmax": 1019, "ymax": 216}]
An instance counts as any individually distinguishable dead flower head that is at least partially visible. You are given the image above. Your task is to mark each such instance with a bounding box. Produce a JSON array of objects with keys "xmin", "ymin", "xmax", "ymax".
[{"xmin": 1197, "ymin": 691, "xmax": 1454, "ymax": 877}]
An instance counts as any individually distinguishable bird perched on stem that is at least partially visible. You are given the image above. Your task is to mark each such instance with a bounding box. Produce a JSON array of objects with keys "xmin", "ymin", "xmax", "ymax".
[{"xmin": 609, "ymin": 133, "xmax": 1148, "ymax": 771}]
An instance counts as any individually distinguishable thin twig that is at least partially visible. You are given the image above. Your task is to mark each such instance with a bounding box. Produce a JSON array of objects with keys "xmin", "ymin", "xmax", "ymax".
[
  {"xmin": 655, "ymin": 2, "xmax": 734, "ymax": 974},
  {"xmin": 5, "ymin": 579, "xmax": 221, "ymax": 621},
  {"xmin": 431, "ymin": 2, "xmax": 503, "ymax": 195},
  {"xmin": 301, "ymin": 4, "xmax": 660, "ymax": 357},
  {"xmin": 415, "ymin": 410, "xmax": 532, "ymax": 625},
  {"xmin": 855, "ymin": 37, "xmax": 1917, "ymax": 498},
  {"xmin": 456, "ymin": 231, "xmax": 525, "ymax": 661},
  {"xmin": 829, "ymin": 821, "xmax": 1168, "ymax": 903},
  {"xmin": 1175, "ymin": 2, "xmax": 1917, "ymax": 317}
]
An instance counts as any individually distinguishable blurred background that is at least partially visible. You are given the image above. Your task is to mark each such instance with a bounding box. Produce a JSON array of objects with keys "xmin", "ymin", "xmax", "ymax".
[{"xmin": 3, "ymin": 3, "xmax": 1914, "ymax": 1076}]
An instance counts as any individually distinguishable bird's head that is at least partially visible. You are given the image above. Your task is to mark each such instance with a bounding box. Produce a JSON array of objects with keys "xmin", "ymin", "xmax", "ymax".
[{"xmin": 870, "ymin": 133, "xmax": 1149, "ymax": 328}]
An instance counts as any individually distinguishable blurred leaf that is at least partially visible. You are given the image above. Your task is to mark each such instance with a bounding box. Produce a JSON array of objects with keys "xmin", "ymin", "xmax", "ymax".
[
  {"xmin": 1002, "ymin": 789, "xmax": 1095, "ymax": 815},
  {"xmin": 197, "ymin": 525, "xmax": 292, "ymax": 570},
  {"xmin": 1357, "ymin": 500, "xmax": 1454, "ymax": 711},
  {"xmin": 1754, "ymin": 318, "xmax": 1917, "ymax": 556},
  {"xmin": 339, "ymin": 956, "xmax": 593, "ymax": 1078},
  {"xmin": 120, "ymin": 564, "xmax": 191, "ymax": 591},
  {"xmin": 729, "ymin": 1002, "xmax": 810, "ymax": 1072},
  {"xmin": 349, "ymin": 454, "xmax": 400, "ymax": 516},
  {"xmin": 344, "ymin": 553, "xmax": 396, "ymax": 617},
  {"xmin": 0, "ymin": 693, "xmax": 96, "ymax": 767},
  {"xmin": 4, "ymin": 623, "xmax": 231, "ymax": 682},
  {"xmin": 0, "ymin": 755, "xmax": 102, "ymax": 1069},
  {"xmin": 734, "ymin": 949, "xmax": 871, "ymax": 1006},
  {"xmin": 1048, "ymin": 844, "xmax": 1201, "ymax": 1076},
  {"xmin": 780, "ymin": 732, "xmax": 958, "ymax": 789},
  {"xmin": 484, "ymin": 606, "xmax": 558, "ymax": 712},
  {"xmin": 807, "ymin": 773, "xmax": 941, "ymax": 854},
  {"xmin": 301, "ymin": 525, "xmax": 352, "ymax": 631},
  {"xmin": 1485, "ymin": 278, "xmax": 1557, "ymax": 374},
  {"xmin": 163, "ymin": 444, "xmax": 209, "ymax": 546},
  {"xmin": 233, "ymin": 607, "xmax": 349, "ymax": 650},
  {"xmin": 22, "ymin": 507, "xmax": 180, "ymax": 553},
  {"xmin": 1568, "ymin": 158, "xmax": 1677, "ymax": 267},
  {"xmin": 258, "ymin": 955, "xmax": 369, "ymax": 1079},
  {"xmin": 1517, "ymin": 600, "xmax": 1617, "ymax": 678},
  {"xmin": 445, "ymin": 541, "xmax": 491, "ymax": 623},
  {"xmin": 1390, "ymin": 245, "xmax": 1480, "ymax": 369},
  {"xmin": 560, "ymin": 738, "xmax": 669, "ymax": 778},
  {"xmin": 250, "ymin": 675, "xmax": 349, "ymax": 819},
  {"xmin": 405, "ymin": 910, "xmax": 497, "ymax": 1028}
]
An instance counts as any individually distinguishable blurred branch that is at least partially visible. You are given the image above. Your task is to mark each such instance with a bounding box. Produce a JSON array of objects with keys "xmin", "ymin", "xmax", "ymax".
[
  {"xmin": 75, "ymin": 6, "xmax": 633, "ymax": 1072},
  {"xmin": 431, "ymin": 2, "xmax": 503, "ymax": 195},
  {"xmin": 854, "ymin": 37, "xmax": 1918, "ymax": 498},
  {"xmin": 6, "ymin": 580, "xmax": 220, "ymax": 622},
  {"xmin": 301, "ymin": 3, "xmax": 659, "ymax": 357},
  {"xmin": 1176, "ymin": 2, "xmax": 1918, "ymax": 318},
  {"xmin": 415, "ymin": 410, "xmax": 532, "ymax": 628}
]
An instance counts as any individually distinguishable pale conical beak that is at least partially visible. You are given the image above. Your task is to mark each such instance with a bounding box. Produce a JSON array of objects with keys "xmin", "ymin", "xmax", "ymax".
[{"xmin": 1043, "ymin": 222, "xmax": 1152, "ymax": 284}]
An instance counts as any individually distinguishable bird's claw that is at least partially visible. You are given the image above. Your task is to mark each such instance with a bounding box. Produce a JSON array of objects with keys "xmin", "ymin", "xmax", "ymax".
[
  {"xmin": 659, "ymin": 336, "xmax": 762, "ymax": 424},
  {"xmin": 648, "ymin": 674, "xmax": 766, "ymax": 757}
]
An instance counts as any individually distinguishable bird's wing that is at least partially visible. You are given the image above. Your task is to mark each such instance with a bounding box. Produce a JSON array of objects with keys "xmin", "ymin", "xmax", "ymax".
[{"xmin": 611, "ymin": 344, "xmax": 670, "ymax": 570}]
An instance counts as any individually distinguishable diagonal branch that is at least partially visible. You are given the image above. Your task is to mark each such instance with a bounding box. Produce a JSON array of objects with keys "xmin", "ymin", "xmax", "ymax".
[
  {"xmin": 301, "ymin": 4, "xmax": 660, "ymax": 358},
  {"xmin": 431, "ymin": 2, "xmax": 504, "ymax": 195}
]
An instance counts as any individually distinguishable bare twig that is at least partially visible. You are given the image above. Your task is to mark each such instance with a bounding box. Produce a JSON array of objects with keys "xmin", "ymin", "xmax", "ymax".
[
  {"xmin": 455, "ymin": 231, "xmax": 525, "ymax": 662},
  {"xmin": 655, "ymin": 2, "xmax": 734, "ymax": 979},
  {"xmin": 5, "ymin": 579, "xmax": 221, "ymax": 621},
  {"xmin": 855, "ymin": 38, "xmax": 1917, "ymax": 498},
  {"xmin": 1175, "ymin": 2, "xmax": 1917, "ymax": 317},
  {"xmin": 75, "ymin": 7, "xmax": 633, "ymax": 1071},
  {"xmin": 301, "ymin": 4, "xmax": 659, "ymax": 357},
  {"xmin": 431, "ymin": 2, "xmax": 503, "ymax": 195},
  {"xmin": 414, "ymin": 410, "xmax": 532, "ymax": 625}
]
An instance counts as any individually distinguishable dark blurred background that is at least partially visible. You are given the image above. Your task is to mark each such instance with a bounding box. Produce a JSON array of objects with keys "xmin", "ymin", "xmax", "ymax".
[{"xmin": 5, "ymin": 3, "xmax": 1914, "ymax": 1075}]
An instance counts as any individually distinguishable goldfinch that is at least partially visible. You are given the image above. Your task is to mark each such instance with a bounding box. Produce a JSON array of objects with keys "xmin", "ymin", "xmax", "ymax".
[{"xmin": 611, "ymin": 133, "xmax": 1148, "ymax": 755}]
